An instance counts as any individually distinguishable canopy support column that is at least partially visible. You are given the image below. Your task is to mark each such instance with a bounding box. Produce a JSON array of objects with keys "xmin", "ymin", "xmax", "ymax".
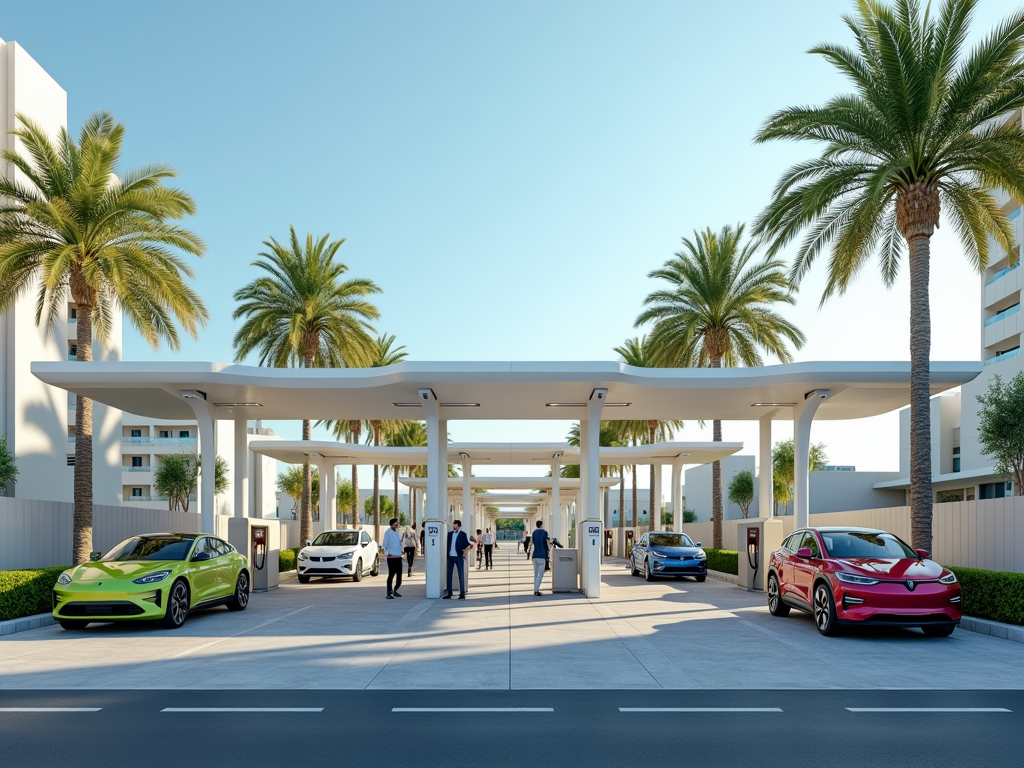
[
  {"xmin": 233, "ymin": 417, "xmax": 249, "ymax": 518},
  {"xmin": 759, "ymin": 410, "xmax": 779, "ymax": 518},
  {"xmin": 550, "ymin": 453, "xmax": 562, "ymax": 544},
  {"xmin": 670, "ymin": 456, "xmax": 684, "ymax": 531},
  {"xmin": 421, "ymin": 389, "xmax": 446, "ymax": 598},
  {"xmin": 794, "ymin": 392, "xmax": 829, "ymax": 529},
  {"xmin": 580, "ymin": 388, "xmax": 605, "ymax": 597},
  {"xmin": 181, "ymin": 392, "xmax": 217, "ymax": 534}
]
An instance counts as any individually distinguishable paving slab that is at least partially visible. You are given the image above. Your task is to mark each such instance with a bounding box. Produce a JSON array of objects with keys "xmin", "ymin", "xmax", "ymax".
[{"xmin": 2, "ymin": 546, "xmax": 1023, "ymax": 690}]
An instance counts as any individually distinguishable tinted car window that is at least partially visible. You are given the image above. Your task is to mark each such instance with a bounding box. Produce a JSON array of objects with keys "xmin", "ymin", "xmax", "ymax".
[
  {"xmin": 313, "ymin": 532, "xmax": 360, "ymax": 546},
  {"xmin": 800, "ymin": 533, "xmax": 821, "ymax": 557},
  {"xmin": 638, "ymin": 535, "xmax": 648, "ymax": 546},
  {"xmin": 782, "ymin": 534, "xmax": 801, "ymax": 552},
  {"xmin": 361, "ymin": 533, "xmax": 371, "ymax": 545},
  {"xmin": 649, "ymin": 534, "xmax": 694, "ymax": 547},
  {"xmin": 101, "ymin": 535, "xmax": 197, "ymax": 562},
  {"xmin": 820, "ymin": 531, "xmax": 917, "ymax": 559}
]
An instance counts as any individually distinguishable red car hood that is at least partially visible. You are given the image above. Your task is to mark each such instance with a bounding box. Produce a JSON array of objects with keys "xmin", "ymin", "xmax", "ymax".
[{"xmin": 837, "ymin": 557, "xmax": 945, "ymax": 580}]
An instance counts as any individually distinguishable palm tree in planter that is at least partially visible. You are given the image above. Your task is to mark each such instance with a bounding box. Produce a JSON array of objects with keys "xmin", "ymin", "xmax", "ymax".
[
  {"xmin": 233, "ymin": 226, "xmax": 380, "ymax": 545},
  {"xmin": 0, "ymin": 112, "xmax": 208, "ymax": 564},
  {"xmin": 637, "ymin": 224, "xmax": 804, "ymax": 548},
  {"xmin": 753, "ymin": 0, "xmax": 1024, "ymax": 550}
]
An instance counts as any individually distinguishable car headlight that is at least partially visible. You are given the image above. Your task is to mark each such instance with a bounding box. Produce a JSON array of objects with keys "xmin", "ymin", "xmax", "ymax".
[
  {"xmin": 338, "ymin": 551, "xmax": 354, "ymax": 559},
  {"xmin": 695, "ymin": 550, "xmax": 707, "ymax": 560},
  {"xmin": 939, "ymin": 572, "xmax": 958, "ymax": 584},
  {"xmin": 298, "ymin": 551, "xmax": 309, "ymax": 560},
  {"xmin": 57, "ymin": 572, "xmax": 73, "ymax": 585},
  {"xmin": 836, "ymin": 572, "xmax": 880, "ymax": 586},
  {"xmin": 133, "ymin": 570, "xmax": 172, "ymax": 584}
]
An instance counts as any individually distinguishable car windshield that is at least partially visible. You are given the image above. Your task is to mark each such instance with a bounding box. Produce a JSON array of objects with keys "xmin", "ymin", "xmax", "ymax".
[
  {"xmin": 101, "ymin": 535, "xmax": 196, "ymax": 562},
  {"xmin": 820, "ymin": 531, "xmax": 917, "ymax": 559},
  {"xmin": 312, "ymin": 532, "xmax": 360, "ymax": 547},
  {"xmin": 649, "ymin": 534, "xmax": 694, "ymax": 548}
]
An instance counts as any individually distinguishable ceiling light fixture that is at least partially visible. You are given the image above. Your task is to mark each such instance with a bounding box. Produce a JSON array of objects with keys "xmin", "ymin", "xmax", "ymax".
[
  {"xmin": 180, "ymin": 389, "xmax": 206, "ymax": 400},
  {"xmin": 602, "ymin": 402, "xmax": 631, "ymax": 407},
  {"xmin": 393, "ymin": 402, "xmax": 423, "ymax": 407},
  {"xmin": 546, "ymin": 403, "xmax": 585, "ymax": 408},
  {"xmin": 750, "ymin": 402, "xmax": 795, "ymax": 407},
  {"xmin": 441, "ymin": 403, "xmax": 480, "ymax": 407},
  {"xmin": 213, "ymin": 402, "xmax": 263, "ymax": 408}
]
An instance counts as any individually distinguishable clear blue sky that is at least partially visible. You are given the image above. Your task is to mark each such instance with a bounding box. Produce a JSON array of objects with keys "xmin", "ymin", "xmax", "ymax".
[{"xmin": 2, "ymin": 1, "xmax": 1011, "ymax": 478}]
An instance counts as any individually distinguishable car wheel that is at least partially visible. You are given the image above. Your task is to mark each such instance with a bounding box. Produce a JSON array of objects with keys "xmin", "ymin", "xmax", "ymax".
[
  {"xmin": 58, "ymin": 619, "xmax": 88, "ymax": 630},
  {"xmin": 297, "ymin": 575, "xmax": 310, "ymax": 584},
  {"xmin": 922, "ymin": 623, "xmax": 956, "ymax": 637},
  {"xmin": 644, "ymin": 559, "xmax": 655, "ymax": 582},
  {"xmin": 767, "ymin": 573, "xmax": 790, "ymax": 617},
  {"xmin": 370, "ymin": 556, "xmax": 379, "ymax": 577},
  {"xmin": 694, "ymin": 574, "xmax": 707, "ymax": 583},
  {"xmin": 813, "ymin": 582, "xmax": 841, "ymax": 636},
  {"xmin": 352, "ymin": 559, "xmax": 363, "ymax": 582},
  {"xmin": 630, "ymin": 557, "xmax": 640, "ymax": 577},
  {"xmin": 227, "ymin": 571, "xmax": 250, "ymax": 611},
  {"xmin": 160, "ymin": 580, "xmax": 190, "ymax": 629}
]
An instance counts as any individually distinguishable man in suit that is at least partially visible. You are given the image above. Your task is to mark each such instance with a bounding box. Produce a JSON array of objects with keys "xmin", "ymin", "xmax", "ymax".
[{"xmin": 444, "ymin": 519, "xmax": 473, "ymax": 599}]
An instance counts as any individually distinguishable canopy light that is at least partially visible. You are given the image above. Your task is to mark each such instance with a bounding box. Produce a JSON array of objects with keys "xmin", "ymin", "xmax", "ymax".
[
  {"xmin": 546, "ymin": 403, "xmax": 585, "ymax": 407},
  {"xmin": 393, "ymin": 402, "xmax": 423, "ymax": 407},
  {"xmin": 214, "ymin": 402, "xmax": 263, "ymax": 407},
  {"xmin": 441, "ymin": 403, "xmax": 480, "ymax": 407},
  {"xmin": 750, "ymin": 402, "xmax": 795, "ymax": 407},
  {"xmin": 180, "ymin": 389, "xmax": 206, "ymax": 400},
  {"xmin": 603, "ymin": 402, "xmax": 631, "ymax": 407}
]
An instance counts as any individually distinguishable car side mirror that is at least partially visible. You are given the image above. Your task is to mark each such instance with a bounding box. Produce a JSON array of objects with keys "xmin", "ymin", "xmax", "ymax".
[
  {"xmin": 305, "ymin": 540, "xmax": 312, "ymax": 547},
  {"xmin": 89, "ymin": 551, "xmax": 102, "ymax": 561},
  {"xmin": 796, "ymin": 548, "xmax": 813, "ymax": 558},
  {"xmin": 695, "ymin": 542, "xmax": 702, "ymax": 548},
  {"xmin": 915, "ymin": 549, "xmax": 931, "ymax": 559},
  {"xmin": 191, "ymin": 551, "xmax": 212, "ymax": 562}
]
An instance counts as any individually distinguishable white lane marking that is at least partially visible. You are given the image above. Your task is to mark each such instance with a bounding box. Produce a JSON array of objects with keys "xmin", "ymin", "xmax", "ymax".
[
  {"xmin": 620, "ymin": 707, "xmax": 783, "ymax": 713},
  {"xmin": 162, "ymin": 708, "xmax": 323, "ymax": 713},
  {"xmin": 0, "ymin": 708, "xmax": 101, "ymax": 712},
  {"xmin": 393, "ymin": 708, "xmax": 553, "ymax": 713},
  {"xmin": 846, "ymin": 708, "xmax": 1011, "ymax": 713},
  {"xmin": 170, "ymin": 604, "xmax": 313, "ymax": 659}
]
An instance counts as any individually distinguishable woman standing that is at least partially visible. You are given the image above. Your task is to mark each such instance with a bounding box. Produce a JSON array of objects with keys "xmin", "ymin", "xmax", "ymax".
[{"xmin": 402, "ymin": 525, "xmax": 418, "ymax": 577}]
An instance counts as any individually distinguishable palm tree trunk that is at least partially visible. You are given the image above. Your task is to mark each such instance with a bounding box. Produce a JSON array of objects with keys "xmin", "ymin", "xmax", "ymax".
[
  {"xmin": 72, "ymin": 304, "xmax": 94, "ymax": 565},
  {"xmin": 908, "ymin": 233, "xmax": 934, "ymax": 550},
  {"xmin": 411, "ymin": 479, "xmax": 417, "ymax": 528},
  {"xmin": 649, "ymin": 424, "xmax": 657, "ymax": 532},
  {"xmin": 631, "ymin": 463, "xmax": 638, "ymax": 528},
  {"xmin": 619, "ymin": 470, "xmax": 625, "ymax": 533},
  {"xmin": 373, "ymin": 427, "xmax": 381, "ymax": 542},
  {"xmin": 393, "ymin": 467, "xmax": 400, "ymax": 526},
  {"xmin": 351, "ymin": 463, "xmax": 359, "ymax": 528},
  {"xmin": 711, "ymin": 354, "xmax": 723, "ymax": 549}
]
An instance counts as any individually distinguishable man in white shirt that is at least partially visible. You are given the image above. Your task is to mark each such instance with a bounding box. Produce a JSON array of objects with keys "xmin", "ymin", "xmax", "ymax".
[
  {"xmin": 481, "ymin": 528, "xmax": 495, "ymax": 570},
  {"xmin": 382, "ymin": 517, "xmax": 404, "ymax": 599}
]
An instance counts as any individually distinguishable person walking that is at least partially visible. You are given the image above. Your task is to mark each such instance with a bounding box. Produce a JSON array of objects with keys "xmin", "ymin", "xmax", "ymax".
[
  {"xmin": 475, "ymin": 529, "xmax": 484, "ymax": 569},
  {"xmin": 531, "ymin": 520, "xmax": 550, "ymax": 596},
  {"xmin": 523, "ymin": 530, "xmax": 532, "ymax": 559},
  {"xmin": 444, "ymin": 519, "xmax": 473, "ymax": 599},
  {"xmin": 382, "ymin": 517, "xmax": 403, "ymax": 599},
  {"xmin": 482, "ymin": 528, "xmax": 495, "ymax": 569},
  {"xmin": 402, "ymin": 524, "xmax": 418, "ymax": 577}
]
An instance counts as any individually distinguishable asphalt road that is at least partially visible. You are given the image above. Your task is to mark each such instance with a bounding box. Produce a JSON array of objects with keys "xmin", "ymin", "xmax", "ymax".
[{"xmin": 0, "ymin": 689, "xmax": 1020, "ymax": 767}]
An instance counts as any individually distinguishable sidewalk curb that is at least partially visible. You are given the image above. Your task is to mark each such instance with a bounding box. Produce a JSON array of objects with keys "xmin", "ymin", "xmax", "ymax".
[
  {"xmin": 959, "ymin": 615, "xmax": 1024, "ymax": 644},
  {"xmin": 706, "ymin": 570, "xmax": 739, "ymax": 585},
  {"xmin": 0, "ymin": 613, "xmax": 55, "ymax": 637}
]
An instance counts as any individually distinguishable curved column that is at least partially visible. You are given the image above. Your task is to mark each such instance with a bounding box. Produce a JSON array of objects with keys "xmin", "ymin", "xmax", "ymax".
[
  {"xmin": 758, "ymin": 410, "xmax": 779, "ymax": 518},
  {"xmin": 793, "ymin": 392, "xmax": 829, "ymax": 528}
]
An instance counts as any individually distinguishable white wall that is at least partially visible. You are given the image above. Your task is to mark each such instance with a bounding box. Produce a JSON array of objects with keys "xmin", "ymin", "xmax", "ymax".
[{"xmin": 685, "ymin": 456, "xmax": 755, "ymax": 521}]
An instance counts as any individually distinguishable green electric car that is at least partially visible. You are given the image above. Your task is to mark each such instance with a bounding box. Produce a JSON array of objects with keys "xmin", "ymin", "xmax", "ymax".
[{"xmin": 51, "ymin": 532, "xmax": 250, "ymax": 630}]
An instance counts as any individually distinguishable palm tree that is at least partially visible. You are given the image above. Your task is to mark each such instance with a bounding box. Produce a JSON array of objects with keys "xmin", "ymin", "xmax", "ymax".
[
  {"xmin": 637, "ymin": 224, "xmax": 804, "ymax": 548},
  {"xmin": 364, "ymin": 334, "xmax": 409, "ymax": 542},
  {"xmin": 614, "ymin": 337, "xmax": 684, "ymax": 532},
  {"xmin": 233, "ymin": 226, "xmax": 380, "ymax": 545},
  {"xmin": 0, "ymin": 112, "xmax": 208, "ymax": 564},
  {"xmin": 753, "ymin": 0, "xmax": 1024, "ymax": 550},
  {"xmin": 385, "ymin": 420, "xmax": 428, "ymax": 526}
]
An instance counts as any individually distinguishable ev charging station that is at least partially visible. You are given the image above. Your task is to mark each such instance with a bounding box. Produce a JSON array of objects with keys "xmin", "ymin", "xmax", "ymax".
[
  {"xmin": 578, "ymin": 519, "xmax": 601, "ymax": 596},
  {"xmin": 227, "ymin": 517, "xmax": 281, "ymax": 592},
  {"xmin": 423, "ymin": 518, "xmax": 446, "ymax": 598},
  {"xmin": 736, "ymin": 518, "xmax": 784, "ymax": 592}
]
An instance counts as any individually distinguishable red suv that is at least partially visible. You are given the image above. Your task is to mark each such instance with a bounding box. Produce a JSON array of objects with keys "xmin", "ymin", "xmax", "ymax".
[{"xmin": 766, "ymin": 526, "xmax": 961, "ymax": 637}]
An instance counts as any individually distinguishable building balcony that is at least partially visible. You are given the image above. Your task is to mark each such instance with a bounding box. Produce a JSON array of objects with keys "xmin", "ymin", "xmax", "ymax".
[
  {"xmin": 985, "ymin": 303, "xmax": 1020, "ymax": 327},
  {"xmin": 122, "ymin": 466, "xmax": 153, "ymax": 472},
  {"xmin": 121, "ymin": 436, "xmax": 197, "ymax": 446},
  {"xmin": 984, "ymin": 347, "xmax": 1020, "ymax": 366},
  {"xmin": 986, "ymin": 262, "xmax": 1018, "ymax": 287}
]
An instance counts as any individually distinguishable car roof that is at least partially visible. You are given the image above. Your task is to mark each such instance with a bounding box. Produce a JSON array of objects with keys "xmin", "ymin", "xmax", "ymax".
[
  {"xmin": 132, "ymin": 532, "xmax": 199, "ymax": 538},
  {"xmin": 809, "ymin": 526, "xmax": 887, "ymax": 534}
]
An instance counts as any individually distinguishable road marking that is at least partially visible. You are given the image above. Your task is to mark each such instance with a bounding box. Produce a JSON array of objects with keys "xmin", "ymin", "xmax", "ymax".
[
  {"xmin": 0, "ymin": 708, "xmax": 101, "ymax": 712},
  {"xmin": 393, "ymin": 708, "xmax": 553, "ymax": 713},
  {"xmin": 162, "ymin": 708, "xmax": 323, "ymax": 713},
  {"xmin": 620, "ymin": 707, "xmax": 783, "ymax": 713},
  {"xmin": 170, "ymin": 604, "xmax": 314, "ymax": 659},
  {"xmin": 846, "ymin": 708, "xmax": 1011, "ymax": 713}
]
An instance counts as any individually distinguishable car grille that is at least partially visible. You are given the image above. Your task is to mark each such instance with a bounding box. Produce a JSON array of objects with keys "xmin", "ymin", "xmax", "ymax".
[
  {"xmin": 306, "ymin": 568, "xmax": 343, "ymax": 574},
  {"xmin": 308, "ymin": 556, "xmax": 337, "ymax": 562},
  {"xmin": 58, "ymin": 601, "xmax": 146, "ymax": 617},
  {"xmin": 870, "ymin": 613, "xmax": 951, "ymax": 624}
]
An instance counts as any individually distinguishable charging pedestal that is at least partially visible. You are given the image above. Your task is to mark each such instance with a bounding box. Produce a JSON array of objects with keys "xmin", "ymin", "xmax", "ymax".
[
  {"xmin": 736, "ymin": 518, "xmax": 784, "ymax": 592},
  {"xmin": 578, "ymin": 520, "xmax": 602, "ymax": 597},
  {"xmin": 227, "ymin": 517, "xmax": 280, "ymax": 592},
  {"xmin": 424, "ymin": 518, "xmax": 446, "ymax": 598},
  {"xmin": 552, "ymin": 549, "xmax": 579, "ymax": 592}
]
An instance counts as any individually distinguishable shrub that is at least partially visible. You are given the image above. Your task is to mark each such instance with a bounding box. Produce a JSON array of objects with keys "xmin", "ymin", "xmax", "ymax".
[
  {"xmin": 0, "ymin": 567, "xmax": 68, "ymax": 622},
  {"xmin": 279, "ymin": 548, "xmax": 299, "ymax": 573},
  {"xmin": 704, "ymin": 549, "xmax": 738, "ymax": 575},
  {"xmin": 950, "ymin": 566, "xmax": 1024, "ymax": 626}
]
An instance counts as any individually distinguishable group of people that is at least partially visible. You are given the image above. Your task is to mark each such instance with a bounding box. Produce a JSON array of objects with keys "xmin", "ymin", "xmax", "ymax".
[{"xmin": 381, "ymin": 518, "xmax": 561, "ymax": 600}]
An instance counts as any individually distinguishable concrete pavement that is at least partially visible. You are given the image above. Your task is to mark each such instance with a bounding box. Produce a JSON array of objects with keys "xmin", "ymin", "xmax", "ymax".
[{"xmin": 2, "ymin": 545, "xmax": 1023, "ymax": 690}]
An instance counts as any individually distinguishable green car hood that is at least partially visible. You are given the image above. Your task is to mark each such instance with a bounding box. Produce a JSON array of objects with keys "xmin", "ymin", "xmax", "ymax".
[{"xmin": 71, "ymin": 561, "xmax": 180, "ymax": 582}]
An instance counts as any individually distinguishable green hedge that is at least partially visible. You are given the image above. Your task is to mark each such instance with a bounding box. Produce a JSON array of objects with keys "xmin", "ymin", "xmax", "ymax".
[
  {"xmin": 705, "ymin": 549, "xmax": 738, "ymax": 575},
  {"xmin": 279, "ymin": 548, "xmax": 300, "ymax": 573},
  {"xmin": 0, "ymin": 567, "xmax": 68, "ymax": 623},
  {"xmin": 950, "ymin": 566, "xmax": 1024, "ymax": 626}
]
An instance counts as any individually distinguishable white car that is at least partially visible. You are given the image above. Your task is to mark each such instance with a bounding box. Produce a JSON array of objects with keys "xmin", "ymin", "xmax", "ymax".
[{"xmin": 297, "ymin": 529, "xmax": 379, "ymax": 583}]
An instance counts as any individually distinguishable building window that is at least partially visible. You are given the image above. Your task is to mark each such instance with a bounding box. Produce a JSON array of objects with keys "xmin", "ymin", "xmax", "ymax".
[
  {"xmin": 159, "ymin": 430, "xmax": 170, "ymax": 438},
  {"xmin": 953, "ymin": 446, "xmax": 960, "ymax": 455},
  {"xmin": 131, "ymin": 429, "xmax": 142, "ymax": 438},
  {"xmin": 179, "ymin": 430, "xmax": 190, "ymax": 438},
  {"xmin": 131, "ymin": 457, "xmax": 142, "ymax": 468},
  {"xmin": 67, "ymin": 455, "xmax": 75, "ymax": 467},
  {"xmin": 69, "ymin": 307, "xmax": 77, "ymax": 320},
  {"xmin": 132, "ymin": 488, "xmax": 142, "ymax": 497},
  {"xmin": 953, "ymin": 458, "xmax": 961, "ymax": 472},
  {"xmin": 69, "ymin": 345, "xmax": 77, "ymax": 360},
  {"xmin": 979, "ymin": 481, "xmax": 1013, "ymax": 499}
]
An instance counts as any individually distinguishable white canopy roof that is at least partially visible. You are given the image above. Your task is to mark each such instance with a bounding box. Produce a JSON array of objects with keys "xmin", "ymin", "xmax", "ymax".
[{"xmin": 31, "ymin": 360, "xmax": 981, "ymax": 422}]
